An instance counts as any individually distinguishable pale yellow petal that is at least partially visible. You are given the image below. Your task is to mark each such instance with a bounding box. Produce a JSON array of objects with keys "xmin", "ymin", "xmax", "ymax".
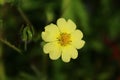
[
  {"xmin": 62, "ymin": 45, "xmax": 78, "ymax": 59},
  {"xmin": 43, "ymin": 41, "xmax": 59, "ymax": 53},
  {"xmin": 57, "ymin": 18, "xmax": 76, "ymax": 33},
  {"xmin": 72, "ymin": 40, "xmax": 85, "ymax": 49},
  {"xmin": 43, "ymin": 42, "xmax": 53, "ymax": 54},
  {"xmin": 61, "ymin": 51, "xmax": 70, "ymax": 63},
  {"xmin": 71, "ymin": 30, "xmax": 83, "ymax": 39},
  {"xmin": 57, "ymin": 18, "xmax": 66, "ymax": 32},
  {"xmin": 71, "ymin": 30, "xmax": 85, "ymax": 49},
  {"xmin": 43, "ymin": 42, "xmax": 61, "ymax": 60},
  {"xmin": 69, "ymin": 46, "xmax": 78, "ymax": 59},
  {"xmin": 42, "ymin": 24, "xmax": 60, "ymax": 42},
  {"xmin": 49, "ymin": 45, "xmax": 61, "ymax": 60},
  {"xmin": 61, "ymin": 45, "xmax": 74, "ymax": 62},
  {"xmin": 49, "ymin": 50, "xmax": 61, "ymax": 60},
  {"xmin": 67, "ymin": 19, "xmax": 76, "ymax": 32}
]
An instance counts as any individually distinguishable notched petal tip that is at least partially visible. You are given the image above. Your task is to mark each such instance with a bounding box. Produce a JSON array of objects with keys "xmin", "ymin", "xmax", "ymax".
[
  {"xmin": 57, "ymin": 18, "xmax": 66, "ymax": 25},
  {"xmin": 57, "ymin": 18, "xmax": 77, "ymax": 33},
  {"xmin": 41, "ymin": 32, "xmax": 46, "ymax": 41},
  {"xmin": 44, "ymin": 23, "xmax": 58, "ymax": 31},
  {"xmin": 61, "ymin": 46, "xmax": 72, "ymax": 63},
  {"xmin": 62, "ymin": 58, "xmax": 70, "ymax": 63},
  {"xmin": 75, "ymin": 30, "xmax": 84, "ymax": 39},
  {"xmin": 71, "ymin": 49, "xmax": 78, "ymax": 59},
  {"xmin": 49, "ymin": 54, "xmax": 59, "ymax": 60},
  {"xmin": 43, "ymin": 43, "xmax": 50, "ymax": 54},
  {"xmin": 78, "ymin": 40, "xmax": 85, "ymax": 49},
  {"xmin": 57, "ymin": 18, "xmax": 66, "ymax": 22},
  {"xmin": 49, "ymin": 49, "xmax": 61, "ymax": 60},
  {"xmin": 67, "ymin": 19, "xmax": 76, "ymax": 28},
  {"xmin": 41, "ymin": 23, "xmax": 60, "ymax": 42}
]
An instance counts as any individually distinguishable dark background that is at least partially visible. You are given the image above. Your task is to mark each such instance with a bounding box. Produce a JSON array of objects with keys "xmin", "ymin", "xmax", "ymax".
[{"xmin": 0, "ymin": 0, "xmax": 120, "ymax": 80}]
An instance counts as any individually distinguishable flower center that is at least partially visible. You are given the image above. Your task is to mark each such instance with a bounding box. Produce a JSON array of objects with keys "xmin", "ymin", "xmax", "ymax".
[{"xmin": 58, "ymin": 33, "xmax": 71, "ymax": 46}]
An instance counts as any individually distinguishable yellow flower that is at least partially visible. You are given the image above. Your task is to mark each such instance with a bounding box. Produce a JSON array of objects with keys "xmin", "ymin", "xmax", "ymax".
[{"xmin": 41, "ymin": 18, "xmax": 85, "ymax": 62}]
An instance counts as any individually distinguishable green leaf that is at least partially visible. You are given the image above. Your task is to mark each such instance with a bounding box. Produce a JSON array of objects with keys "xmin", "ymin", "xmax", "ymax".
[
  {"xmin": 73, "ymin": 0, "xmax": 91, "ymax": 34},
  {"xmin": 61, "ymin": 0, "xmax": 75, "ymax": 20}
]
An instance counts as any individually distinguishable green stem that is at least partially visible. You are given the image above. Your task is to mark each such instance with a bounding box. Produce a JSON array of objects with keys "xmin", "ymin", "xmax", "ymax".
[
  {"xmin": 17, "ymin": 7, "xmax": 34, "ymax": 34},
  {"xmin": 17, "ymin": 7, "xmax": 32, "ymax": 26},
  {"xmin": 0, "ymin": 20, "xmax": 22, "ymax": 54},
  {"xmin": 0, "ymin": 39, "xmax": 22, "ymax": 54}
]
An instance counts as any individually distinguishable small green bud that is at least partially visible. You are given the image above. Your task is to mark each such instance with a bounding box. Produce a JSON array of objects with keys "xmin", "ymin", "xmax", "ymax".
[
  {"xmin": 21, "ymin": 24, "xmax": 34, "ymax": 42},
  {"xmin": 20, "ymin": 24, "xmax": 34, "ymax": 50}
]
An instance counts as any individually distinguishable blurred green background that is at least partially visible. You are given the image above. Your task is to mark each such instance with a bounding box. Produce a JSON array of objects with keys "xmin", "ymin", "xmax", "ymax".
[{"xmin": 0, "ymin": 0, "xmax": 120, "ymax": 80}]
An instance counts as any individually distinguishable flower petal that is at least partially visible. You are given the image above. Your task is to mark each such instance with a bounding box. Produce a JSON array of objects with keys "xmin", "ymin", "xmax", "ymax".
[
  {"xmin": 42, "ymin": 24, "xmax": 60, "ymax": 42},
  {"xmin": 69, "ymin": 46, "xmax": 78, "ymax": 59},
  {"xmin": 57, "ymin": 18, "xmax": 76, "ymax": 33},
  {"xmin": 67, "ymin": 19, "xmax": 76, "ymax": 32},
  {"xmin": 61, "ymin": 48, "xmax": 71, "ymax": 62},
  {"xmin": 43, "ymin": 42, "xmax": 61, "ymax": 60},
  {"xmin": 62, "ymin": 45, "xmax": 78, "ymax": 60},
  {"xmin": 61, "ymin": 45, "xmax": 77, "ymax": 62},
  {"xmin": 49, "ymin": 50, "xmax": 61, "ymax": 60},
  {"xmin": 71, "ymin": 30, "xmax": 85, "ymax": 49}
]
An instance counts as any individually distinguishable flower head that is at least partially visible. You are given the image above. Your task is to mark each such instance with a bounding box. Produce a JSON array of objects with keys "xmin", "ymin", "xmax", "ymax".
[{"xmin": 41, "ymin": 18, "xmax": 85, "ymax": 62}]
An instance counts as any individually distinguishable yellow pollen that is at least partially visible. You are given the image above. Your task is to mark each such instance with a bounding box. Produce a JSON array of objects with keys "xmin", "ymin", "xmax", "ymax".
[{"xmin": 58, "ymin": 33, "xmax": 71, "ymax": 46}]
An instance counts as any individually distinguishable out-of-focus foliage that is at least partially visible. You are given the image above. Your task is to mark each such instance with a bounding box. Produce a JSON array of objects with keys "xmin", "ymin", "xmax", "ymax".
[
  {"xmin": 0, "ymin": 0, "xmax": 120, "ymax": 80},
  {"xmin": 0, "ymin": 0, "xmax": 4, "ymax": 5}
]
